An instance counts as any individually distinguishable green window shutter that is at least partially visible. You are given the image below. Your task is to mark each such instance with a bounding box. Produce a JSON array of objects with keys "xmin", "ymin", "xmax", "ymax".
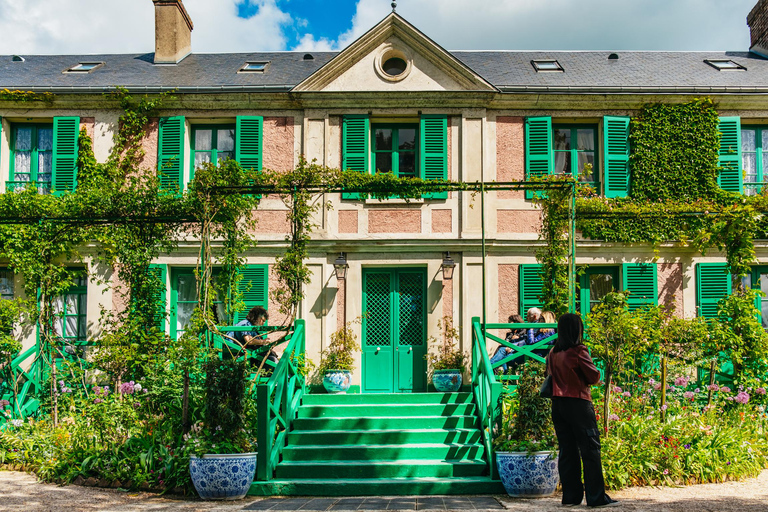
[
  {"xmin": 603, "ymin": 116, "xmax": 630, "ymax": 198},
  {"xmin": 236, "ymin": 116, "xmax": 263, "ymax": 171},
  {"xmin": 342, "ymin": 115, "xmax": 369, "ymax": 200},
  {"xmin": 519, "ymin": 264, "xmax": 544, "ymax": 317},
  {"xmin": 235, "ymin": 264, "xmax": 269, "ymax": 323},
  {"xmin": 696, "ymin": 263, "xmax": 731, "ymax": 319},
  {"xmin": 622, "ymin": 263, "xmax": 657, "ymax": 311},
  {"xmin": 420, "ymin": 115, "xmax": 448, "ymax": 200},
  {"xmin": 718, "ymin": 117, "xmax": 742, "ymax": 193},
  {"xmin": 158, "ymin": 116, "xmax": 185, "ymax": 193},
  {"xmin": 148, "ymin": 264, "xmax": 167, "ymax": 333},
  {"xmin": 524, "ymin": 116, "xmax": 553, "ymax": 199},
  {"xmin": 52, "ymin": 116, "xmax": 80, "ymax": 195}
]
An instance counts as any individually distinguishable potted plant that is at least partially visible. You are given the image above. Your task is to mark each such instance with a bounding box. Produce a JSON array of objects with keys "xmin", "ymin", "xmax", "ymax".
[
  {"xmin": 318, "ymin": 318, "xmax": 361, "ymax": 393},
  {"xmin": 426, "ymin": 317, "xmax": 467, "ymax": 392},
  {"xmin": 493, "ymin": 361, "xmax": 559, "ymax": 497},
  {"xmin": 187, "ymin": 358, "xmax": 258, "ymax": 500}
]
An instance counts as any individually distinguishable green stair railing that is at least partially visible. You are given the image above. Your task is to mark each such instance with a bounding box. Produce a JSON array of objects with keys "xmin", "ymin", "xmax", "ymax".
[
  {"xmin": 256, "ymin": 319, "xmax": 306, "ymax": 481},
  {"xmin": 471, "ymin": 317, "xmax": 558, "ymax": 479},
  {"xmin": 1, "ymin": 344, "xmax": 43, "ymax": 424}
]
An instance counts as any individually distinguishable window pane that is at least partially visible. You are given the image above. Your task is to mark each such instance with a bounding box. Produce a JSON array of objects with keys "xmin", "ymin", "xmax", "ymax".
[
  {"xmin": 576, "ymin": 129, "xmax": 595, "ymax": 151},
  {"xmin": 744, "ymin": 153, "xmax": 757, "ymax": 178},
  {"xmin": 14, "ymin": 152, "xmax": 31, "ymax": 177},
  {"xmin": 218, "ymin": 129, "xmax": 235, "ymax": 152},
  {"xmin": 177, "ymin": 274, "xmax": 198, "ymax": 302},
  {"xmin": 554, "ymin": 129, "xmax": 571, "ymax": 151},
  {"xmin": 176, "ymin": 303, "xmax": 196, "ymax": 335},
  {"xmin": 762, "ymin": 131, "xmax": 768, "ymax": 153},
  {"xmin": 65, "ymin": 315, "xmax": 78, "ymax": 338},
  {"xmin": 589, "ymin": 273, "xmax": 614, "ymax": 306},
  {"xmin": 554, "ymin": 152, "xmax": 570, "ymax": 175},
  {"xmin": 375, "ymin": 129, "xmax": 393, "ymax": 151},
  {"xmin": 195, "ymin": 130, "xmax": 212, "ymax": 151},
  {"xmin": 743, "ymin": 129, "xmax": 757, "ymax": 152},
  {"xmin": 0, "ymin": 271, "xmax": 13, "ymax": 300},
  {"xmin": 38, "ymin": 128, "xmax": 53, "ymax": 151},
  {"xmin": 399, "ymin": 128, "xmax": 416, "ymax": 150},
  {"xmin": 578, "ymin": 152, "xmax": 595, "ymax": 182},
  {"xmin": 15, "ymin": 128, "xmax": 32, "ymax": 151},
  {"xmin": 38, "ymin": 151, "xmax": 52, "ymax": 177},
  {"xmin": 399, "ymin": 152, "xmax": 416, "ymax": 178},
  {"xmin": 66, "ymin": 294, "xmax": 78, "ymax": 312},
  {"xmin": 195, "ymin": 152, "xmax": 212, "ymax": 168},
  {"xmin": 375, "ymin": 152, "xmax": 393, "ymax": 173},
  {"xmin": 78, "ymin": 314, "xmax": 87, "ymax": 341},
  {"xmin": 217, "ymin": 151, "xmax": 233, "ymax": 164}
]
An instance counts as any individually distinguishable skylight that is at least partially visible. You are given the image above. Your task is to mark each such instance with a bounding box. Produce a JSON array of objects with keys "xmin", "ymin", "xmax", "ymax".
[
  {"xmin": 239, "ymin": 61, "xmax": 269, "ymax": 73},
  {"xmin": 704, "ymin": 59, "xmax": 746, "ymax": 71},
  {"xmin": 64, "ymin": 62, "xmax": 104, "ymax": 73},
  {"xmin": 531, "ymin": 60, "xmax": 564, "ymax": 72}
]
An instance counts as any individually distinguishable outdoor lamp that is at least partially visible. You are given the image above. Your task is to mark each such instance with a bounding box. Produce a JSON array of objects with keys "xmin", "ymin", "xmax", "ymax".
[
  {"xmin": 334, "ymin": 253, "xmax": 349, "ymax": 280},
  {"xmin": 441, "ymin": 252, "xmax": 456, "ymax": 280}
]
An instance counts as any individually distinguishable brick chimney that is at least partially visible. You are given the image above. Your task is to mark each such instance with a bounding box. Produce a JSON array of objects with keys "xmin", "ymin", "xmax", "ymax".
[
  {"xmin": 748, "ymin": 0, "xmax": 768, "ymax": 57},
  {"xmin": 152, "ymin": 0, "xmax": 194, "ymax": 64}
]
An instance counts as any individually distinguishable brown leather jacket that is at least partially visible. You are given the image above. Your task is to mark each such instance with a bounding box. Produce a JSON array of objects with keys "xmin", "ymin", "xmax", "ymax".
[{"xmin": 546, "ymin": 344, "xmax": 601, "ymax": 401}]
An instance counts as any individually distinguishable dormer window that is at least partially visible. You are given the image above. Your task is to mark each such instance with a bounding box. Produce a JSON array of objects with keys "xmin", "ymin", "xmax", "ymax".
[
  {"xmin": 239, "ymin": 61, "xmax": 269, "ymax": 73},
  {"xmin": 532, "ymin": 60, "xmax": 564, "ymax": 72},
  {"xmin": 64, "ymin": 62, "xmax": 104, "ymax": 73},
  {"xmin": 704, "ymin": 59, "xmax": 746, "ymax": 71}
]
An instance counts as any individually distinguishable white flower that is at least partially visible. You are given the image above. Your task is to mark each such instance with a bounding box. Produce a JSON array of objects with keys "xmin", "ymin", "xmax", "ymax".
[
  {"xmin": 10, "ymin": 419, "xmax": 23, "ymax": 427},
  {"xmin": 134, "ymin": 383, "xmax": 142, "ymax": 392}
]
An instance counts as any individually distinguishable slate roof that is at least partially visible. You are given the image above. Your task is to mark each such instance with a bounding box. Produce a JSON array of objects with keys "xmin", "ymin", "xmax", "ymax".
[{"xmin": 2, "ymin": 50, "xmax": 768, "ymax": 93}]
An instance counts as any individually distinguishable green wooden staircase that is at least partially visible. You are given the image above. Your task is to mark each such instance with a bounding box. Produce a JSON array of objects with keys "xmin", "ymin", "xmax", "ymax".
[{"xmin": 248, "ymin": 392, "xmax": 504, "ymax": 496}]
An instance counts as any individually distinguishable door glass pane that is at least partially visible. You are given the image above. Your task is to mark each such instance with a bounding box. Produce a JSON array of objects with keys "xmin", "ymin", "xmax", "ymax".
[
  {"xmin": 375, "ymin": 129, "xmax": 393, "ymax": 151},
  {"xmin": 398, "ymin": 152, "xmax": 416, "ymax": 178},
  {"xmin": 365, "ymin": 273, "xmax": 392, "ymax": 347},
  {"xmin": 218, "ymin": 129, "xmax": 235, "ymax": 152},
  {"xmin": 399, "ymin": 128, "xmax": 416, "ymax": 150},
  {"xmin": 38, "ymin": 128, "xmax": 53, "ymax": 151},
  {"xmin": 576, "ymin": 129, "xmax": 595, "ymax": 151},
  {"xmin": 554, "ymin": 129, "xmax": 571, "ymax": 151},
  {"xmin": 375, "ymin": 152, "xmax": 392, "ymax": 173},
  {"xmin": 398, "ymin": 273, "xmax": 424, "ymax": 346},
  {"xmin": 195, "ymin": 130, "xmax": 212, "ymax": 151}
]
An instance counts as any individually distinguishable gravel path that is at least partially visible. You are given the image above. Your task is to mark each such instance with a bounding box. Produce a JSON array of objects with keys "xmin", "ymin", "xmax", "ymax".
[{"xmin": 1, "ymin": 470, "xmax": 767, "ymax": 512}]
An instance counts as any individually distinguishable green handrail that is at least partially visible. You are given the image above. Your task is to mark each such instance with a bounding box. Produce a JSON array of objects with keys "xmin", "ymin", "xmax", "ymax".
[
  {"xmin": 471, "ymin": 317, "xmax": 501, "ymax": 480},
  {"xmin": 484, "ymin": 322, "xmax": 558, "ymax": 383},
  {"xmin": 1, "ymin": 343, "xmax": 42, "ymax": 423},
  {"xmin": 256, "ymin": 319, "xmax": 306, "ymax": 481}
]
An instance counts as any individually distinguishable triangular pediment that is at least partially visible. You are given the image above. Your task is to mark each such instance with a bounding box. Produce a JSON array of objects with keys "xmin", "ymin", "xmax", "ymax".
[{"xmin": 293, "ymin": 13, "xmax": 496, "ymax": 93}]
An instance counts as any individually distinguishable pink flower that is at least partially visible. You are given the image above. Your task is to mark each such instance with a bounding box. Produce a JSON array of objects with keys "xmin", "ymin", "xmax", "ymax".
[
  {"xmin": 707, "ymin": 384, "xmax": 719, "ymax": 391},
  {"xmin": 735, "ymin": 391, "xmax": 750, "ymax": 404},
  {"xmin": 683, "ymin": 391, "xmax": 695, "ymax": 400},
  {"xmin": 661, "ymin": 404, "xmax": 668, "ymax": 411},
  {"xmin": 623, "ymin": 391, "xmax": 631, "ymax": 397},
  {"xmin": 674, "ymin": 376, "xmax": 690, "ymax": 387},
  {"xmin": 613, "ymin": 386, "xmax": 623, "ymax": 394},
  {"xmin": 663, "ymin": 469, "xmax": 669, "ymax": 475},
  {"xmin": 93, "ymin": 398, "xmax": 103, "ymax": 404},
  {"xmin": 756, "ymin": 387, "xmax": 766, "ymax": 395},
  {"xmin": 720, "ymin": 386, "xmax": 731, "ymax": 393},
  {"xmin": 653, "ymin": 382, "xmax": 662, "ymax": 391},
  {"xmin": 608, "ymin": 414, "xmax": 620, "ymax": 421}
]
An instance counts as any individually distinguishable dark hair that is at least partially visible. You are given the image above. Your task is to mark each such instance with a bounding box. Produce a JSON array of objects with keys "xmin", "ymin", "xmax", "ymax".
[
  {"xmin": 246, "ymin": 306, "xmax": 268, "ymax": 325},
  {"xmin": 508, "ymin": 314, "xmax": 524, "ymax": 324},
  {"xmin": 553, "ymin": 313, "xmax": 583, "ymax": 352}
]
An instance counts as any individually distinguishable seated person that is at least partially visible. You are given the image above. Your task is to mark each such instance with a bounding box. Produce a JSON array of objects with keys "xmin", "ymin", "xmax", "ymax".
[
  {"xmin": 225, "ymin": 306, "xmax": 278, "ymax": 370},
  {"xmin": 524, "ymin": 307, "xmax": 543, "ymax": 345},
  {"xmin": 490, "ymin": 314, "xmax": 525, "ymax": 373},
  {"xmin": 531, "ymin": 310, "xmax": 557, "ymax": 358}
]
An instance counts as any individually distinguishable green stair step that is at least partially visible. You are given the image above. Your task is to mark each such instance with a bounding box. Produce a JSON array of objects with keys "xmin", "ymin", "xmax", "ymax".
[
  {"xmin": 281, "ymin": 443, "xmax": 485, "ymax": 461},
  {"xmin": 292, "ymin": 415, "xmax": 479, "ymax": 431},
  {"xmin": 297, "ymin": 403, "xmax": 475, "ymax": 418},
  {"xmin": 302, "ymin": 392, "xmax": 473, "ymax": 406},
  {"xmin": 249, "ymin": 477, "xmax": 505, "ymax": 496},
  {"xmin": 287, "ymin": 428, "xmax": 482, "ymax": 446},
  {"xmin": 275, "ymin": 459, "xmax": 487, "ymax": 479}
]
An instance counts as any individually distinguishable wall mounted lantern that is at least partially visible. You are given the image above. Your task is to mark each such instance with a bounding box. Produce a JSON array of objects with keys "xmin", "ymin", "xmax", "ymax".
[
  {"xmin": 441, "ymin": 252, "xmax": 456, "ymax": 280},
  {"xmin": 334, "ymin": 253, "xmax": 349, "ymax": 280}
]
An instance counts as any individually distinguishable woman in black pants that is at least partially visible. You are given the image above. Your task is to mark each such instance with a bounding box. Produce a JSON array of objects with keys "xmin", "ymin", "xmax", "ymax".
[{"xmin": 546, "ymin": 313, "xmax": 618, "ymax": 508}]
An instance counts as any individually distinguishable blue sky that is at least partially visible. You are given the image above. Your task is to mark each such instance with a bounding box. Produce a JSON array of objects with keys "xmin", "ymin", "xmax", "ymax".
[{"xmin": 0, "ymin": 0, "xmax": 760, "ymax": 55}]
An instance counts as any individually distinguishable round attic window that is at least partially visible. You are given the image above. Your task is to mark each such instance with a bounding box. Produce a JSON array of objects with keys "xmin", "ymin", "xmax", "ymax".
[
  {"xmin": 374, "ymin": 46, "xmax": 412, "ymax": 82},
  {"xmin": 383, "ymin": 57, "xmax": 407, "ymax": 76}
]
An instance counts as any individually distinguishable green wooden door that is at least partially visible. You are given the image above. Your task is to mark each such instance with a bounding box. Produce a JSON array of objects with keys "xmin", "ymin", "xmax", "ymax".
[{"xmin": 362, "ymin": 268, "xmax": 427, "ymax": 393}]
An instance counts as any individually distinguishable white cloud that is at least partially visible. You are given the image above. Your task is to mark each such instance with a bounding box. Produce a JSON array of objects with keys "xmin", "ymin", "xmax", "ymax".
[
  {"xmin": 304, "ymin": 0, "xmax": 757, "ymax": 52},
  {"xmin": 0, "ymin": 0, "xmax": 759, "ymax": 56},
  {"xmin": 0, "ymin": 0, "xmax": 292, "ymax": 55}
]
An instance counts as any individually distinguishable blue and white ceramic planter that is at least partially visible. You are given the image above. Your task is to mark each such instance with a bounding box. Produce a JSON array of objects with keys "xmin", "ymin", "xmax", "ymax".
[
  {"xmin": 189, "ymin": 452, "xmax": 257, "ymax": 500},
  {"xmin": 323, "ymin": 369, "xmax": 352, "ymax": 393},
  {"xmin": 432, "ymin": 369, "xmax": 462, "ymax": 392},
  {"xmin": 496, "ymin": 451, "xmax": 559, "ymax": 497}
]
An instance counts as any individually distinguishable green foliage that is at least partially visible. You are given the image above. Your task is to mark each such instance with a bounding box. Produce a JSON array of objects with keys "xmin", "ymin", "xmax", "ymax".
[
  {"xmin": 713, "ymin": 288, "xmax": 768, "ymax": 382},
  {"xmin": 493, "ymin": 361, "xmax": 557, "ymax": 453},
  {"xmin": 532, "ymin": 174, "xmax": 573, "ymax": 315},
  {"xmin": 0, "ymin": 89, "xmax": 54, "ymax": 104},
  {"xmin": 426, "ymin": 316, "xmax": 467, "ymax": 374},
  {"xmin": 318, "ymin": 317, "xmax": 362, "ymax": 373},
  {"xmin": 629, "ymin": 98, "xmax": 722, "ymax": 202}
]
